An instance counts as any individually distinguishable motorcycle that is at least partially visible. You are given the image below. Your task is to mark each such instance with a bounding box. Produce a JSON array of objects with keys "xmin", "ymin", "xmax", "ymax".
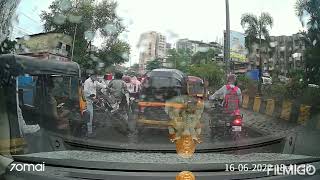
[
  {"xmin": 93, "ymin": 88, "xmax": 132, "ymax": 134},
  {"xmin": 209, "ymin": 98, "xmax": 243, "ymax": 140}
]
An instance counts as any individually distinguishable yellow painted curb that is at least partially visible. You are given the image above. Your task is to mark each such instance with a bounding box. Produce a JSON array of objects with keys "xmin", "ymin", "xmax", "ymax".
[
  {"xmin": 297, "ymin": 105, "xmax": 311, "ymax": 125},
  {"xmin": 0, "ymin": 138, "xmax": 26, "ymax": 154},
  {"xmin": 242, "ymin": 95, "xmax": 249, "ymax": 109},
  {"xmin": 265, "ymin": 99, "xmax": 275, "ymax": 116},
  {"xmin": 253, "ymin": 96, "xmax": 261, "ymax": 112},
  {"xmin": 280, "ymin": 100, "xmax": 292, "ymax": 121}
]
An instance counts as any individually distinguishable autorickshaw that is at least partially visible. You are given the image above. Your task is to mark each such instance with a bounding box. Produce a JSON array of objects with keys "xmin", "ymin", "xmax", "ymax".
[
  {"xmin": 187, "ymin": 76, "xmax": 206, "ymax": 98},
  {"xmin": 135, "ymin": 69, "xmax": 188, "ymax": 133},
  {"xmin": 0, "ymin": 54, "xmax": 83, "ymax": 154}
]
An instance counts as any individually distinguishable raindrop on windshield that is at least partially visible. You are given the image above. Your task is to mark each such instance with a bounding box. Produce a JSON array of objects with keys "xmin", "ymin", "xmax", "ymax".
[
  {"xmin": 166, "ymin": 30, "xmax": 179, "ymax": 39},
  {"xmin": 15, "ymin": 44, "xmax": 19, "ymax": 49},
  {"xmin": 3, "ymin": 43, "xmax": 7, "ymax": 48},
  {"xmin": 68, "ymin": 14, "xmax": 82, "ymax": 23},
  {"xmin": 269, "ymin": 41, "xmax": 278, "ymax": 47},
  {"xmin": 12, "ymin": 13, "xmax": 19, "ymax": 24},
  {"xmin": 60, "ymin": 0, "xmax": 72, "ymax": 11},
  {"xmin": 119, "ymin": 33, "xmax": 128, "ymax": 40},
  {"xmin": 23, "ymin": 35, "xmax": 30, "ymax": 41},
  {"xmin": 313, "ymin": 40, "xmax": 317, "ymax": 46},
  {"xmin": 198, "ymin": 47, "xmax": 209, "ymax": 53},
  {"xmin": 53, "ymin": 14, "xmax": 66, "ymax": 25},
  {"xmin": 24, "ymin": 47, "xmax": 30, "ymax": 53},
  {"xmin": 84, "ymin": 31, "xmax": 95, "ymax": 41},
  {"xmin": 300, "ymin": 10, "xmax": 309, "ymax": 27},
  {"xmin": 121, "ymin": 52, "xmax": 129, "ymax": 60},
  {"xmin": 104, "ymin": 24, "xmax": 117, "ymax": 34},
  {"xmin": 90, "ymin": 54, "xmax": 99, "ymax": 62},
  {"xmin": 98, "ymin": 62, "xmax": 105, "ymax": 68},
  {"xmin": 138, "ymin": 39, "xmax": 149, "ymax": 52}
]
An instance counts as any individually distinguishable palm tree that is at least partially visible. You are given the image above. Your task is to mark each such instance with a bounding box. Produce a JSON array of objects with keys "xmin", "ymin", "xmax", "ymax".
[
  {"xmin": 241, "ymin": 12, "xmax": 273, "ymax": 93},
  {"xmin": 295, "ymin": 0, "xmax": 320, "ymax": 85}
]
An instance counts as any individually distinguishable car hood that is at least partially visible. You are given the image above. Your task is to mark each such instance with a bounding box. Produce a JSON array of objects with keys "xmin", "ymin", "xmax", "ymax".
[{"xmin": 12, "ymin": 151, "xmax": 320, "ymax": 171}]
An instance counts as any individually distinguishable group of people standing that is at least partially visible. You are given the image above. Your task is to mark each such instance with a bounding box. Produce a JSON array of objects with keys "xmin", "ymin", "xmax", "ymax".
[{"xmin": 83, "ymin": 71, "xmax": 141, "ymax": 137}]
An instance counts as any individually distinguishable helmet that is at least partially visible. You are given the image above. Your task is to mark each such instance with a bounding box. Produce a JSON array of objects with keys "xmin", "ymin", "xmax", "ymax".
[
  {"xmin": 122, "ymin": 75, "xmax": 131, "ymax": 83},
  {"xmin": 227, "ymin": 74, "xmax": 236, "ymax": 84},
  {"xmin": 114, "ymin": 71, "xmax": 123, "ymax": 79}
]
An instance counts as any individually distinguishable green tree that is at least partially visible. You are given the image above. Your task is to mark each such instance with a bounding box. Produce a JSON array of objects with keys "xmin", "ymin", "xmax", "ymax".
[
  {"xmin": 188, "ymin": 62, "xmax": 224, "ymax": 89},
  {"xmin": 241, "ymin": 12, "xmax": 273, "ymax": 53},
  {"xmin": 241, "ymin": 12, "xmax": 273, "ymax": 93},
  {"xmin": 191, "ymin": 49, "xmax": 215, "ymax": 64},
  {"xmin": 146, "ymin": 58, "xmax": 162, "ymax": 71},
  {"xmin": 0, "ymin": 38, "xmax": 16, "ymax": 54},
  {"xmin": 295, "ymin": 0, "xmax": 320, "ymax": 85},
  {"xmin": 166, "ymin": 49, "xmax": 192, "ymax": 73},
  {"xmin": 41, "ymin": 0, "xmax": 130, "ymax": 70}
]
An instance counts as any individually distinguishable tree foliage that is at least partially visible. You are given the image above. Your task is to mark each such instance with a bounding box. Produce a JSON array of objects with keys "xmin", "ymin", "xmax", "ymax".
[
  {"xmin": 191, "ymin": 49, "xmax": 215, "ymax": 64},
  {"xmin": 241, "ymin": 12, "xmax": 273, "ymax": 53},
  {"xmin": 0, "ymin": 38, "xmax": 16, "ymax": 54},
  {"xmin": 295, "ymin": 0, "xmax": 320, "ymax": 85},
  {"xmin": 41, "ymin": 0, "xmax": 130, "ymax": 71},
  {"xmin": 166, "ymin": 49, "xmax": 192, "ymax": 72},
  {"xmin": 146, "ymin": 58, "xmax": 162, "ymax": 71},
  {"xmin": 188, "ymin": 62, "xmax": 224, "ymax": 89}
]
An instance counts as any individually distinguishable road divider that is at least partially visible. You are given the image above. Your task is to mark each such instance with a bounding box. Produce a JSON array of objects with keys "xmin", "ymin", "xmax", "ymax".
[
  {"xmin": 280, "ymin": 100, "xmax": 292, "ymax": 121},
  {"xmin": 297, "ymin": 105, "xmax": 311, "ymax": 125},
  {"xmin": 242, "ymin": 95, "xmax": 249, "ymax": 109},
  {"xmin": 265, "ymin": 99, "xmax": 275, "ymax": 116},
  {"xmin": 253, "ymin": 96, "xmax": 261, "ymax": 112},
  {"xmin": 242, "ymin": 95, "xmax": 317, "ymax": 130}
]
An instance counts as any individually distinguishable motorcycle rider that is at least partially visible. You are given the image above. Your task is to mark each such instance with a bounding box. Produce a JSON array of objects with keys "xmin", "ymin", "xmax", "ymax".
[
  {"xmin": 108, "ymin": 71, "xmax": 131, "ymax": 134},
  {"xmin": 209, "ymin": 74, "xmax": 242, "ymax": 115},
  {"xmin": 108, "ymin": 71, "xmax": 129, "ymax": 112}
]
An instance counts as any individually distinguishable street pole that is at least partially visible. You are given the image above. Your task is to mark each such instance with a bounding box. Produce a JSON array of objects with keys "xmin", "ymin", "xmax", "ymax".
[
  {"xmin": 258, "ymin": 21, "xmax": 262, "ymax": 94},
  {"xmin": 225, "ymin": 0, "xmax": 231, "ymax": 75},
  {"xmin": 70, "ymin": 24, "xmax": 77, "ymax": 62}
]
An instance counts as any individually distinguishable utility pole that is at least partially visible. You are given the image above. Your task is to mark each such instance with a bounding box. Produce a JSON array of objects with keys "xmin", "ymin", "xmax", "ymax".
[
  {"xmin": 258, "ymin": 20, "xmax": 263, "ymax": 94},
  {"xmin": 70, "ymin": 0, "xmax": 79, "ymax": 62},
  {"xmin": 225, "ymin": 0, "xmax": 231, "ymax": 74}
]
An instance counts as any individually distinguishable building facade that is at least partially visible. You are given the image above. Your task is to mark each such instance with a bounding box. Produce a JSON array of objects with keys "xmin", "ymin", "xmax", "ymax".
[
  {"xmin": 246, "ymin": 33, "xmax": 305, "ymax": 75},
  {"xmin": 16, "ymin": 32, "xmax": 72, "ymax": 61},
  {"xmin": 176, "ymin": 39, "xmax": 223, "ymax": 55},
  {"xmin": 138, "ymin": 31, "xmax": 167, "ymax": 73},
  {"xmin": 268, "ymin": 33, "xmax": 305, "ymax": 74}
]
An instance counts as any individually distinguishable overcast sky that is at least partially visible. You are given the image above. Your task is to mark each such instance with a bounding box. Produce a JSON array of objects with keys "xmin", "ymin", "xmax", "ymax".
[
  {"xmin": 114, "ymin": 0, "xmax": 304, "ymax": 65},
  {"xmin": 16, "ymin": 0, "xmax": 304, "ymax": 66}
]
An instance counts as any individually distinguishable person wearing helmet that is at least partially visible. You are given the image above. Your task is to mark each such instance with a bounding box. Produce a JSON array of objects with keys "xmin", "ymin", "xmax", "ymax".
[{"xmin": 209, "ymin": 74, "xmax": 242, "ymax": 115}]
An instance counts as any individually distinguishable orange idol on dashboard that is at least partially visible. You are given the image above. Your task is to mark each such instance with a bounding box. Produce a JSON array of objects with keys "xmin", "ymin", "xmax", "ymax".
[{"xmin": 175, "ymin": 135, "xmax": 196, "ymax": 158}]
